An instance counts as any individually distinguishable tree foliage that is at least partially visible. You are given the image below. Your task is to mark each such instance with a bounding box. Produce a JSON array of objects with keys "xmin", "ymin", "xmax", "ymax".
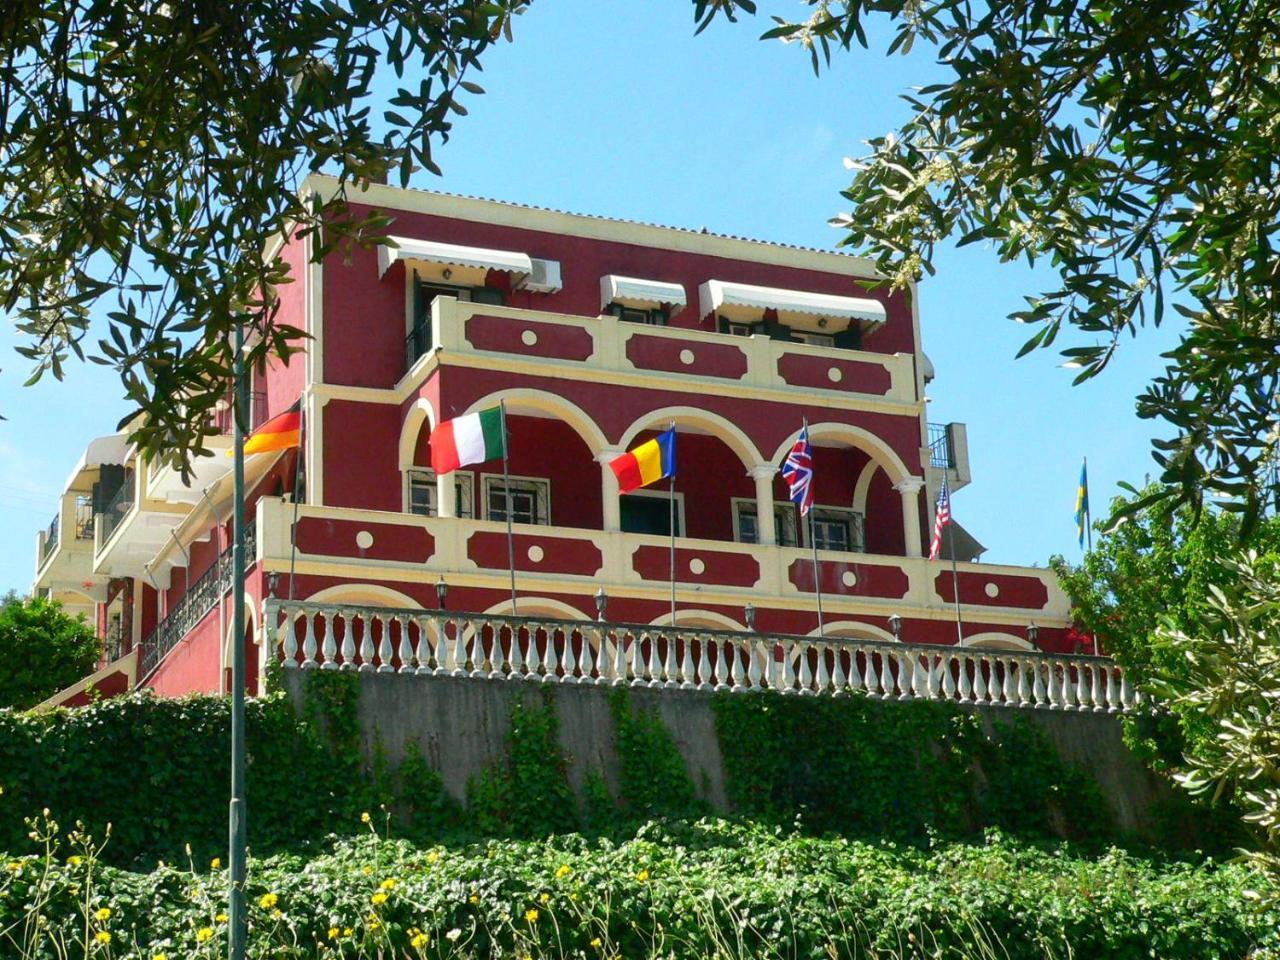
[
  {"xmin": 0, "ymin": 596, "xmax": 98, "ymax": 709},
  {"xmin": 696, "ymin": 0, "xmax": 1280, "ymax": 528},
  {"xmin": 0, "ymin": 0, "xmax": 524, "ymax": 470}
]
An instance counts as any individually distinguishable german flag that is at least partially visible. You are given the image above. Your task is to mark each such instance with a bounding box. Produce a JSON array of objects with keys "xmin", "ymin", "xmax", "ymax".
[{"xmin": 242, "ymin": 400, "xmax": 301, "ymax": 456}]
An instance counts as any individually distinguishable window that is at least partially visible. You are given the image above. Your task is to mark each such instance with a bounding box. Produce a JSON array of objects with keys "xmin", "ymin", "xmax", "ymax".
[
  {"xmin": 805, "ymin": 508, "xmax": 866, "ymax": 554},
  {"xmin": 406, "ymin": 469, "xmax": 474, "ymax": 518},
  {"xmin": 732, "ymin": 499, "xmax": 799, "ymax": 547},
  {"xmin": 408, "ymin": 279, "xmax": 507, "ymax": 368},
  {"xmin": 609, "ymin": 304, "xmax": 668, "ymax": 326},
  {"xmin": 723, "ymin": 319, "xmax": 758, "ymax": 337},
  {"xmin": 482, "ymin": 476, "xmax": 549, "ymax": 525},
  {"xmin": 793, "ymin": 331, "xmax": 835, "ymax": 347},
  {"xmin": 620, "ymin": 491, "xmax": 684, "ymax": 537}
]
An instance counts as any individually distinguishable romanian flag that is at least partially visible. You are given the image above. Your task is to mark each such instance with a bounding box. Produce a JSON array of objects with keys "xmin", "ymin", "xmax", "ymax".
[
  {"xmin": 1075, "ymin": 458, "xmax": 1090, "ymax": 547},
  {"xmin": 242, "ymin": 401, "xmax": 301, "ymax": 456},
  {"xmin": 610, "ymin": 428, "xmax": 677, "ymax": 494}
]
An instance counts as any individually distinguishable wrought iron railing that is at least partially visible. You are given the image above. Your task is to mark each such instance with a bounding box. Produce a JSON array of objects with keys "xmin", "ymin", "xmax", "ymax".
[
  {"xmin": 40, "ymin": 511, "xmax": 59, "ymax": 565},
  {"xmin": 214, "ymin": 391, "xmax": 268, "ymax": 434},
  {"xmin": 265, "ymin": 601, "xmax": 1136, "ymax": 713},
  {"xmin": 101, "ymin": 621, "xmax": 127, "ymax": 666},
  {"xmin": 928, "ymin": 423, "xmax": 955, "ymax": 469},
  {"xmin": 406, "ymin": 321, "xmax": 431, "ymax": 371},
  {"xmin": 138, "ymin": 522, "xmax": 258, "ymax": 677},
  {"xmin": 98, "ymin": 470, "xmax": 136, "ymax": 544}
]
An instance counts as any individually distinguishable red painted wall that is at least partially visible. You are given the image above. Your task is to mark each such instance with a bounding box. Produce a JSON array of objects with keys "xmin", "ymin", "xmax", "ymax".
[{"xmin": 147, "ymin": 606, "xmax": 224, "ymax": 696}]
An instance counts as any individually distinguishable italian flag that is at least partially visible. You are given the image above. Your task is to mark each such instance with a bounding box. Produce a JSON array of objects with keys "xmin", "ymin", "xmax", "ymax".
[{"xmin": 430, "ymin": 405, "xmax": 506, "ymax": 474}]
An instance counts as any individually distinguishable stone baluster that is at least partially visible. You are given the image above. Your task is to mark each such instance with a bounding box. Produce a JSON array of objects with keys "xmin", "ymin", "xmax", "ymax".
[
  {"xmin": 912, "ymin": 651, "xmax": 927, "ymax": 699},
  {"xmin": 1104, "ymin": 666, "xmax": 1118, "ymax": 712},
  {"xmin": 713, "ymin": 637, "xmax": 730, "ymax": 691},
  {"xmin": 1119, "ymin": 671, "xmax": 1134, "ymax": 710},
  {"xmin": 972, "ymin": 653, "xmax": 989, "ymax": 703},
  {"xmin": 470, "ymin": 620, "xmax": 488, "ymax": 678},
  {"xmin": 748, "ymin": 641, "xmax": 764, "ymax": 691},
  {"xmin": 401, "ymin": 615, "xmax": 417, "ymax": 673},
  {"xmin": 779, "ymin": 641, "xmax": 796, "ymax": 694},
  {"xmin": 957, "ymin": 654, "xmax": 972, "ymax": 703},
  {"xmin": 310, "ymin": 611, "xmax": 328, "ymax": 670},
  {"xmin": 580, "ymin": 629, "xmax": 597, "ymax": 683},
  {"xmin": 878, "ymin": 648, "xmax": 894, "ymax": 700},
  {"xmin": 630, "ymin": 631, "xmax": 647, "ymax": 686},
  {"xmin": 941, "ymin": 651, "xmax": 956, "ymax": 701},
  {"xmin": 612, "ymin": 630, "xmax": 629, "ymax": 686},
  {"xmin": 334, "ymin": 611, "xmax": 352, "ymax": 671},
  {"xmin": 1087, "ymin": 663, "xmax": 1102, "ymax": 711},
  {"xmin": 698, "ymin": 636, "xmax": 714, "ymax": 691},
  {"xmin": 422, "ymin": 617, "xmax": 440, "ymax": 675},
  {"xmin": 545, "ymin": 625, "xmax": 563, "ymax": 682},
  {"xmin": 1044, "ymin": 658, "xmax": 1060, "ymax": 708},
  {"xmin": 641, "ymin": 630, "xmax": 659, "ymax": 688},
  {"xmin": 797, "ymin": 641, "xmax": 814, "ymax": 695},
  {"xmin": 1075, "ymin": 660, "xmax": 1090, "ymax": 710},
  {"xmin": 676, "ymin": 635, "xmax": 693, "ymax": 689},
  {"xmin": 731, "ymin": 638, "xmax": 747, "ymax": 691},
  {"xmin": 830, "ymin": 643, "xmax": 847, "ymax": 695},
  {"xmin": 561, "ymin": 627, "xmax": 578, "ymax": 682},
  {"xmin": 663, "ymin": 629, "xmax": 678, "ymax": 688},
  {"xmin": 923, "ymin": 652, "xmax": 938, "ymax": 700},
  {"xmin": 445, "ymin": 620, "xmax": 463, "ymax": 677},
  {"xmin": 895, "ymin": 650, "xmax": 913, "ymax": 700},
  {"xmin": 1001, "ymin": 657, "xmax": 1017, "ymax": 706},
  {"xmin": 1060, "ymin": 661, "xmax": 1078, "ymax": 710},
  {"xmin": 864, "ymin": 649, "xmax": 880, "ymax": 698},
  {"xmin": 378, "ymin": 615, "xmax": 396, "ymax": 673},
  {"xmin": 1031, "ymin": 660, "xmax": 1046, "ymax": 707},
  {"xmin": 351, "ymin": 613, "xmax": 370, "ymax": 672},
  {"xmin": 283, "ymin": 610, "xmax": 299, "ymax": 668}
]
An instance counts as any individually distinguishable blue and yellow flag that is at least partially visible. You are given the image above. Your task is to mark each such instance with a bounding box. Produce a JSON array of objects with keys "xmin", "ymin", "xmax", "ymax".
[{"xmin": 1074, "ymin": 458, "xmax": 1090, "ymax": 548}]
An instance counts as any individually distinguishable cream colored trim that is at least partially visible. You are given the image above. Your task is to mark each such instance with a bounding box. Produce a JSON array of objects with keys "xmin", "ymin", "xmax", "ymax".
[
  {"xmin": 33, "ymin": 649, "xmax": 138, "ymax": 712},
  {"xmin": 309, "ymin": 391, "xmax": 326, "ymax": 506},
  {"xmin": 961, "ymin": 631, "xmax": 1035, "ymax": 651},
  {"xmin": 772, "ymin": 422, "xmax": 914, "ymax": 487},
  {"xmin": 648, "ymin": 609, "xmax": 745, "ymax": 630},
  {"xmin": 398, "ymin": 398, "xmax": 439, "ymax": 470},
  {"xmin": 219, "ymin": 599, "xmax": 260, "ymax": 693},
  {"xmin": 617, "ymin": 406, "xmax": 764, "ymax": 470},
  {"xmin": 808, "ymin": 621, "xmax": 897, "ymax": 643},
  {"xmin": 305, "ymin": 583, "xmax": 422, "ymax": 608},
  {"xmin": 621, "ymin": 488, "xmax": 687, "ymax": 537},
  {"xmin": 464, "ymin": 388, "xmax": 609, "ymax": 455},
  {"xmin": 481, "ymin": 596, "xmax": 589, "ymax": 620},
  {"xmin": 852, "ymin": 460, "xmax": 879, "ymax": 516},
  {"xmin": 303, "ymin": 174, "xmax": 881, "ymax": 279}
]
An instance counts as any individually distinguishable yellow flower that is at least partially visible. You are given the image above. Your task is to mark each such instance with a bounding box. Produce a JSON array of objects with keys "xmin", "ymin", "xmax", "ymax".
[
  {"xmin": 555, "ymin": 864, "xmax": 572, "ymax": 879},
  {"xmin": 210, "ymin": 858, "xmax": 221, "ymax": 870},
  {"xmin": 370, "ymin": 891, "xmax": 388, "ymax": 906},
  {"xmin": 94, "ymin": 931, "xmax": 111, "ymax": 945},
  {"xmin": 636, "ymin": 868, "xmax": 650, "ymax": 883},
  {"xmin": 95, "ymin": 907, "xmax": 112, "ymax": 921},
  {"xmin": 591, "ymin": 937, "xmax": 603, "ymax": 949},
  {"xmin": 539, "ymin": 892, "xmax": 550, "ymax": 904},
  {"xmin": 68, "ymin": 855, "xmax": 83, "ymax": 867},
  {"xmin": 342, "ymin": 927, "xmax": 353, "ymax": 937},
  {"xmin": 368, "ymin": 915, "xmax": 382, "ymax": 929},
  {"xmin": 6, "ymin": 861, "xmax": 22, "ymax": 872},
  {"xmin": 410, "ymin": 931, "xmax": 430, "ymax": 949},
  {"xmin": 379, "ymin": 878, "xmax": 397, "ymax": 890},
  {"xmin": 271, "ymin": 908, "xmax": 283, "ymax": 920},
  {"xmin": 360, "ymin": 811, "xmax": 371, "ymax": 824},
  {"xmin": 152, "ymin": 954, "xmax": 168, "ymax": 960},
  {"xmin": 468, "ymin": 894, "xmax": 480, "ymax": 905},
  {"xmin": 524, "ymin": 908, "xmax": 539, "ymax": 924},
  {"xmin": 361, "ymin": 866, "xmax": 373, "ymax": 876},
  {"xmin": 196, "ymin": 927, "xmax": 214, "ymax": 943},
  {"xmin": 327, "ymin": 927, "xmax": 340, "ymax": 940},
  {"xmin": 216, "ymin": 912, "xmax": 228, "ymax": 923},
  {"xmin": 259, "ymin": 892, "xmax": 278, "ymax": 910},
  {"xmin": 425, "ymin": 850, "xmax": 440, "ymax": 864}
]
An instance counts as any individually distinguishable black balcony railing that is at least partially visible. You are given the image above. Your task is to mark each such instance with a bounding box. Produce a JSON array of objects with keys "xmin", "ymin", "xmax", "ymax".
[
  {"xmin": 214, "ymin": 391, "xmax": 268, "ymax": 435},
  {"xmin": 406, "ymin": 321, "xmax": 431, "ymax": 371},
  {"xmin": 98, "ymin": 470, "xmax": 135, "ymax": 544},
  {"xmin": 138, "ymin": 522, "xmax": 258, "ymax": 677},
  {"xmin": 928, "ymin": 423, "xmax": 955, "ymax": 469},
  {"xmin": 40, "ymin": 512, "xmax": 59, "ymax": 565},
  {"xmin": 74, "ymin": 495, "xmax": 94, "ymax": 539}
]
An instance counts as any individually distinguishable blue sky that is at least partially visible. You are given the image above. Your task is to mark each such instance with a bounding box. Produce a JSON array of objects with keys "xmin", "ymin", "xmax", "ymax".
[{"xmin": 0, "ymin": 0, "xmax": 1182, "ymax": 593}]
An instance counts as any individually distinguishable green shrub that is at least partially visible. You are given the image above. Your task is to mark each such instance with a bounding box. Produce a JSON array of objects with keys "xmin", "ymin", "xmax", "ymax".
[
  {"xmin": 2, "ymin": 816, "xmax": 1275, "ymax": 960},
  {"xmin": 0, "ymin": 595, "xmax": 99, "ymax": 710}
]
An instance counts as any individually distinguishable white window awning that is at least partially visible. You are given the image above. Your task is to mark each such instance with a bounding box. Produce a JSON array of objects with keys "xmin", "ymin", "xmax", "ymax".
[
  {"xmin": 63, "ymin": 434, "xmax": 131, "ymax": 491},
  {"xmin": 377, "ymin": 236, "xmax": 534, "ymax": 280},
  {"xmin": 699, "ymin": 279, "xmax": 887, "ymax": 331},
  {"xmin": 600, "ymin": 275, "xmax": 688, "ymax": 316}
]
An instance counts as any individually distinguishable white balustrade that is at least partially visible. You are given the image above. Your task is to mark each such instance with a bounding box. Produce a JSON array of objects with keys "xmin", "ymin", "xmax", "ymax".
[{"xmin": 262, "ymin": 600, "xmax": 1137, "ymax": 712}]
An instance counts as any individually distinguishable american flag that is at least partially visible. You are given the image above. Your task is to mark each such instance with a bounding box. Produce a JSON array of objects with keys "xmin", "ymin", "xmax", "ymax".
[
  {"xmin": 929, "ymin": 475, "xmax": 952, "ymax": 560},
  {"xmin": 782, "ymin": 425, "xmax": 815, "ymax": 517}
]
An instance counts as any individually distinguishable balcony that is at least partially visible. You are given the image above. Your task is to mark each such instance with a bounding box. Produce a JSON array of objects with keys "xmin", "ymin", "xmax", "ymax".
[
  {"xmin": 927, "ymin": 421, "xmax": 971, "ymax": 491},
  {"xmin": 265, "ymin": 600, "xmax": 1132, "ymax": 712},
  {"xmin": 399, "ymin": 296, "xmax": 919, "ymax": 407},
  {"xmin": 256, "ymin": 498, "xmax": 1070, "ymax": 630},
  {"xmin": 33, "ymin": 493, "xmax": 103, "ymax": 606}
]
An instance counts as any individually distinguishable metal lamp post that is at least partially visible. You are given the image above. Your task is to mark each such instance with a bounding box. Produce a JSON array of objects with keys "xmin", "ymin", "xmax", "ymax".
[{"xmin": 228, "ymin": 325, "xmax": 248, "ymax": 960}]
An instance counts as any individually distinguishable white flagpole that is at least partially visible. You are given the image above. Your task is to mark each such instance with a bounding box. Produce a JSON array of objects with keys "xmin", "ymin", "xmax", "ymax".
[
  {"xmin": 948, "ymin": 525, "xmax": 964, "ymax": 644},
  {"xmin": 804, "ymin": 417, "xmax": 824, "ymax": 638},
  {"xmin": 668, "ymin": 422, "xmax": 677, "ymax": 628},
  {"xmin": 500, "ymin": 400, "xmax": 517, "ymax": 616}
]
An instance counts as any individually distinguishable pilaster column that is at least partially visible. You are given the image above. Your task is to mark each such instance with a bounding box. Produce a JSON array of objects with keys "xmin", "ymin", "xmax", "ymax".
[
  {"xmin": 436, "ymin": 471, "xmax": 457, "ymax": 519},
  {"xmin": 749, "ymin": 464, "xmax": 778, "ymax": 545},
  {"xmin": 894, "ymin": 477, "xmax": 926, "ymax": 558},
  {"xmin": 597, "ymin": 450, "xmax": 625, "ymax": 532}
]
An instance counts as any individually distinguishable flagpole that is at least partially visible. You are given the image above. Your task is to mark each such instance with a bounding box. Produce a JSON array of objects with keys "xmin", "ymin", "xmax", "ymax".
[
  {"xmin": 668, "ymin": 421, "xmax": 677, "ymax": 628},
  {"xmin": 228, "ymin": 324, "xmax": 248, "ymax": 960},
  {"xmin": 286, "ymin": 402, "xmax": 305, "ymax": 602},
  {"xmin": 500, "ymin": 400, "xmax": 517, "ymax": 616},
  {"xmin": 948, "ymin": 525, "xmax": 964, "ymax": 645},
  {"xmin": 804, "ymin": 417, "xmax": 824, "ymax": 638}
]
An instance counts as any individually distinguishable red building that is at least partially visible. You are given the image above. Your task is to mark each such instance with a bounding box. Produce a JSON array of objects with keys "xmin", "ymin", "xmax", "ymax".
[{"xmin": 32, "ymin": 175, "xmax": 1080, "ymax": 705}]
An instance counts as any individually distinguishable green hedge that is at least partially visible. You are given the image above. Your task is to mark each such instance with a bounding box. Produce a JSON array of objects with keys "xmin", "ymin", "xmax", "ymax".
[{"xmin": 2, "ymin": 819, "xmax": 1275, "ymax": 960}]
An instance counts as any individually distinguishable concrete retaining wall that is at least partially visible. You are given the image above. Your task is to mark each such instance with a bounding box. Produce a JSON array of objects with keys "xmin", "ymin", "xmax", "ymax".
[{"xmin": 284, "ymin": 670, "xmax": 1169, "ymax": 837}]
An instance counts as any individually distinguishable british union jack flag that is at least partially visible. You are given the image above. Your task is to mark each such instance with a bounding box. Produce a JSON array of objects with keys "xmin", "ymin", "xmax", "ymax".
[{"xmin": 782, "ymin": 425, "xmax": 815, "ymax": 517}]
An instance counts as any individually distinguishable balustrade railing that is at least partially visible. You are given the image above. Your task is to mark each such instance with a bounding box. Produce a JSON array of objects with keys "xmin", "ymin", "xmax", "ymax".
[
  {"xmin": 139, "ymin": 523, "xmax": 258, "ymax": 677},
  {"xmin": 265, "ymin": 601, "xmax": 1136, "ymax": 713},
  {"xmin": 98, "ymin": 470, "xmax": 136, "ymax": 544},
  {"xmin": 40, "ymin": 512, "xmax": 59, "ymax": 565}
]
